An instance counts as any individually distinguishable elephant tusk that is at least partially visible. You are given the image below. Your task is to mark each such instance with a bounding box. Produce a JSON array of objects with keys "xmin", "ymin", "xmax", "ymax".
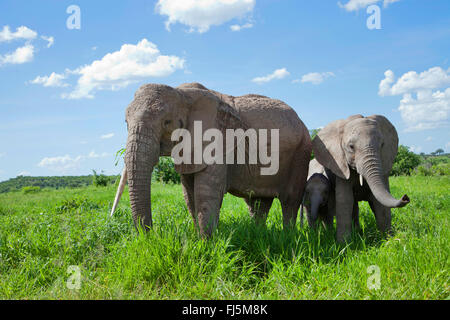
[
  {"xmin": 359, "ymin": 174, "xmax": 364, "ymax": 187},
  {"xmin": 110, "ymin": 166, "xmax": 127, "ymax": 217}
]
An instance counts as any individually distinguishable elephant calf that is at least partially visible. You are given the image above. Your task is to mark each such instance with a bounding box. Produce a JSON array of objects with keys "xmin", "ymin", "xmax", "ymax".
[
  {"xmin": 312, "ymin": 114, "xmax": 410, "ymax": 242},
  {"xmin": 301, "ymin": 159, "xmax": 335, "ymax": 229}
]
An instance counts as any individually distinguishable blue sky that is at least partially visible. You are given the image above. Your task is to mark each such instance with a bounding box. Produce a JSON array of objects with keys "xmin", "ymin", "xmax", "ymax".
[{"xmin": 0, "ymin": 0, "xmax": 449, "ymax": 181}]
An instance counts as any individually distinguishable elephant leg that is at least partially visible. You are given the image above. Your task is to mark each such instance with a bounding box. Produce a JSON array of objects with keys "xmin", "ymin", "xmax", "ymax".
[
  {"xmin": 368, "ymin": 197, "xmax": 392, "ymax": 234},
  {"xmin": 281, "ymin": 198, "xmax": 301, "ymax": 228},
  {"xmin": 352, "ymin": 200, "xmax": 360, "ymax": 231},
  {"xmin": 280, "ymin": 144, "xmax": 310, "ymax": 229},
  {"xmin": 181, "ymin": 174, "xmax": 196, "ymax": 225},
  {"xmin": 321, "ymin": 206, "xmax": 334, "ymax": 229},
  {"xmin": 335, "ymin": 176, "xmax": 354, "ymax": 243},
  {"xmin": 245, "ymin": 197, "xmax": 273, "ymax": 225},
  {"xmin": 194, "ymin": 166, "xmax": 227, "ymax": 238},
  {"xmin": 368, "ymin": 175, "xmax": 392, "ymax": 235},
  {"xmin": 324, "ymin": 192, "xmax": 336, "ymax": 228}
]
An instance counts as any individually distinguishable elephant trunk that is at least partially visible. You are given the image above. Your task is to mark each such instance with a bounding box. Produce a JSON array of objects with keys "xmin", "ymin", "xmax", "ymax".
[
  {"xmin": 357, "ymin": 149, "xmax": 409, "ymax": 208},
  {"xmin": 125, "ymin": 124, "xmax": 160, "ymax": 231},
  {"xmin": 308, "ymin": 194, "xmax": 321, "ymax": 228}
]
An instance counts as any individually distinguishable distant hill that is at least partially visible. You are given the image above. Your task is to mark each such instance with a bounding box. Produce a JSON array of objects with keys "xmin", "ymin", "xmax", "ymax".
[{"xmin": 0, "ymin": 175, "xmax": 119, "ymax": 194}]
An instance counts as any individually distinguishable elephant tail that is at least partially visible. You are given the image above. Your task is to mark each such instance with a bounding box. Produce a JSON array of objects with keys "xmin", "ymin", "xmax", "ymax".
[{"xmin": 110, "ymin": 166, "xmax": 127, "ymax": 217}]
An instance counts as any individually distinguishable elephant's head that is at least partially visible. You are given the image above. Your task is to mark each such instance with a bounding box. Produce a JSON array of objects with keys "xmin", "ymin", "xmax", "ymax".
[
  {"xmin": 312, "ymin": 114, "xmax": 409, "ymax": 209},
  {"xmin": 112, "ymin": 83, "xmax": 242, "ymax": 230},
  {"xmin": 303, "ymin": 173, "xmax": 330, "ymax": 228}
]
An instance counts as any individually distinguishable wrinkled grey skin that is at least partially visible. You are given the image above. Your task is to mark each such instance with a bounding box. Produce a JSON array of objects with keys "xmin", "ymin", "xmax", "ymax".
[
  {"xmin": 301, "ymin": 159, "xmax": 335, "ymax": 229},
  {"xmin": 312, "ymin": 114, "xmax": 410, "ymax": 242},
  {"xmin": 113, "ymin": 82, "xmax": 312, "ymax": 237}
]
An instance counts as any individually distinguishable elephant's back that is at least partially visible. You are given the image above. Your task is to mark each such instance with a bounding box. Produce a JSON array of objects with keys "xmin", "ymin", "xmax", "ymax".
[{"xmin": 234, "ymin": 94, "xmax": 308, "ymax": 146}]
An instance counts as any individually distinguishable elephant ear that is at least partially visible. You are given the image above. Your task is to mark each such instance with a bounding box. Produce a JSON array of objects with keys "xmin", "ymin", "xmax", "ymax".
[
  {"xmin": 173, "ymin": 87, "xmax": 242, "ymax": 174},
  {"xmin": 312, "ymin": 115, "xmax": 363, "ymax": 180},
  {"xmin": 367, "ymin": 115, "xmax": 399, "ymax": 175}
]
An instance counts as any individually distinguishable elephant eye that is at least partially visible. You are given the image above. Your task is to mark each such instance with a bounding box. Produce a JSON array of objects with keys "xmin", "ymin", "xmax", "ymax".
[{"xmin": 349, "ymin": 144, "xmax": 355, "ymax": 151}]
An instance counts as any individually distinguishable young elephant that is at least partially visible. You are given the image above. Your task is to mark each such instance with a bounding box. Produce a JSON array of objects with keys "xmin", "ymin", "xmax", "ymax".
[
  {"xmin": 312, "ymin": 114, "xmax": 410, "ymax": 242},
  {"xmin": 301, "ymin": 159, "xmax": 335, "ymax": 228}
]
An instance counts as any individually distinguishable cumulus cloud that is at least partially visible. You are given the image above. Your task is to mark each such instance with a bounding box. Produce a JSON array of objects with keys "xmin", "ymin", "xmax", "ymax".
[
  {"xmin": 0, "ymin": 25, "xmax": 37, "ymax": 42},
  {"xmin": 252, "ymin": 68, "xmax": 290, "ymax": 84},
  {"xmin": 0, "ymin": 25, "xmax": 54, "ymax": 67},
  {"xmin": 0, "ymin": 44, "xmax": 34, "ymax": 66},
  {"xmin": 30, "ymin": 72, "xmax": 68, "ymax": 87},
  {"xmin": 156, "ymin": 0, "xmax": 255, "ymax": 33},
  {"xmin": 230, "ymin": 22, "xmax": 253, "ymax": 31},
  {"xmin": 38, "ymin": 154, "xmax": 83, "ymax": 172},
  {"xmin": 378, "ymin": 67, "xmax": 450, "ymax": 132},
  {"xmin": 61, "ymin": 39, "xmax": 185, "ymax": 99},
  {"xmin": 101, "ymin": 133, "xmax": 115, "ymax": 139},
  {"xmin": 38, "ymin": 151, "xmax": 110, "ymax": 172},
  {"xmin": 338, "ymin": 0, "xmax": 400, "ymax": 11},
  {"xmin": 295, "ymin": 72, "xmax": 335, "ymax": 85}
]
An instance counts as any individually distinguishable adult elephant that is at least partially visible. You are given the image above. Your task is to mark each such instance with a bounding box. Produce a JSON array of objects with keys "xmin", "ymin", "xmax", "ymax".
[
  {"xmin": 111, "ymin": 83, "xmax": 312, "ymax": 237},
  {"xmin": 312, "ymin": 114, "xmax": 410, "ymax": 242}
]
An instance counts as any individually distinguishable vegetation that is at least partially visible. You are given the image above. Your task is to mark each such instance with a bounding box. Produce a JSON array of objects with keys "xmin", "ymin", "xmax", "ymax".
[
  {"xmin": 0, "ymin": 174, "xmax": 119, "ymax": 194},
  {"xmin": 92, "ymin": 170, "xmax": 113, "ymax": 187},
  {"xmin": 153, "ymin": 157, "xmax": 180, "ymax": 184},
  {"xmin": 391, "ymin": 145, "xmax": 422, "ymax": 176},
  {"xmin": 0, "ymin": 175, "xmax": 448, "ymax": 299}
]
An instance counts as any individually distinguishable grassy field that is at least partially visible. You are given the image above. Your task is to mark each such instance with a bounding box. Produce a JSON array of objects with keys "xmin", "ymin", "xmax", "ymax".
[{"xmin": 0, "ymin": 176, "xmax": 448, "ymax": 299}]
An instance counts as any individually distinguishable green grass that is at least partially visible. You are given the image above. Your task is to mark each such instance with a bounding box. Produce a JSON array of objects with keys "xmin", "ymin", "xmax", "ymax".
[{"xmin": 0, "ymin": 176, "xmax": 448, "ymax": 299}]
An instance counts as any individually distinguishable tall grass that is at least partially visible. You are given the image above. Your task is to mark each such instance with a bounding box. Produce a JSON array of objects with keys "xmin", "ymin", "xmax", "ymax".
[{"xmin": 0, "ymin": 176, "xmax": 448, "ymax": 299}]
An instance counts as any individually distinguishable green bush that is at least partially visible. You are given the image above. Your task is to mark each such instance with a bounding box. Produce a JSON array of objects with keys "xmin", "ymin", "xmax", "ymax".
[
  {"xmin": 391, "ymin": 145, "xmax": 421, "ymax": 176},
  {"xmin": 431, "ymin": 163, "xmax": 450, "ymax": 175},
  {"xmin": 153, "ymin": 157, "xmax": 180, "ymax": 184},
  {"xmin": 92, "ymin": 170, "xmax": 110, "ymax": 187},
  {"xmin": 413, "ymin": 163, "xmax": 449, "ymax": 176},
  {"xmin": 21, "ymin": 186, "xmax": 41, "ymax": 194}
]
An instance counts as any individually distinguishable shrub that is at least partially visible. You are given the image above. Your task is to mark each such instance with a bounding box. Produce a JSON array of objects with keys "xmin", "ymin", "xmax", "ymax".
[
  {"xmin": 391, "ymin": 145, "xmax": 421, "ymax": 176},
  {"xmin": 21, "ymin": 186, "xmax": 41, "ymax": 194},
  {"xmin": 153, "ymin": 157, "xmax": 180, "ymax": 184},
  {"xmin": 430, "ymin": 163, "xmax": 450, "ymax": 176},
  {"xmin": 92, "ymin": 170, "xmax": 109, "ymax": 187},
  {"xmin": 413, "ymin": 163, "xmax": 449, "ymax": 176},
  {"xmin": 55, "ymin": 196, "xmax": 99, "ymax": 213}
]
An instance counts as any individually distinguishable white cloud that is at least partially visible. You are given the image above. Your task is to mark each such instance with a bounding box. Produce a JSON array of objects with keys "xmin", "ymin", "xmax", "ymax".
[
  {"xmin": 156, "ymin": 0, "xmax": 255, "ymax": 33},
  {"xmin": 101, "ymin": 133, "xmax": 115, "ymax": 139},
  {"xmin": 18, "ymin": 171, "xmax": 31, "ymax": 176},
  {"xmin": 426, "ymin": 136, "xmax": 433, "ymax": 142},
  {"xmin": 446, "ymin": 142, "xmax": 450, "ymax": 151},
  {"xmin": 60, "ymin": 38, "xmax": 184, "ymax": 99},
  {"xmin": 409, "ymin": 145, "xmax": 422, "ymax": 154},
  {"xmin": 0, "ymin": 25, "xmax": 37, "ymax": 42},
  {"xmin": 297, "ymin": 72, "xmax": 335, "ymax": 85},
  {"xmin": 230, "ymin": 22, "xmax": 253, "ymax": 31},
  {"xmin": 0, "ymin": 26, "xmax": 54, "ymax": 67},
  {"xmin": 379, "ymin": 67, "xmax": 450, "ymax": 132},
  {"xmin": 0, "ymin": 152, "xmax": 5, "ymax": 158},
  {"xmin": 87, "ymin": 151, "xmax": 110, "ymax": 158},
  {"xmin": 379, "ymin": 67, "xmax": 450, "ymax": 97},
  {"xmin": 38, "ymin": 154, "xmax": 83, "ymax": 172},
  {"xmin": 338, "ymin": 0, "xmax": 400, "ymax": 12},
  {"xmin": 30, "ymin": 72, "xmax": 68, "ymax": 87},
  {"xmin": 38, "ymin": 151, "xmax": 110, "ymax": 172},
  {"xmin": 252, "ymin": 68, "xmax": 290, "ymax": 84},
  {"xmin": 0, "ymin": 44, "xmax": 34, "ymax": 66},
  {"xmin": 41, "ymin": 35, "xmax": 54, "ymax": 48}
]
